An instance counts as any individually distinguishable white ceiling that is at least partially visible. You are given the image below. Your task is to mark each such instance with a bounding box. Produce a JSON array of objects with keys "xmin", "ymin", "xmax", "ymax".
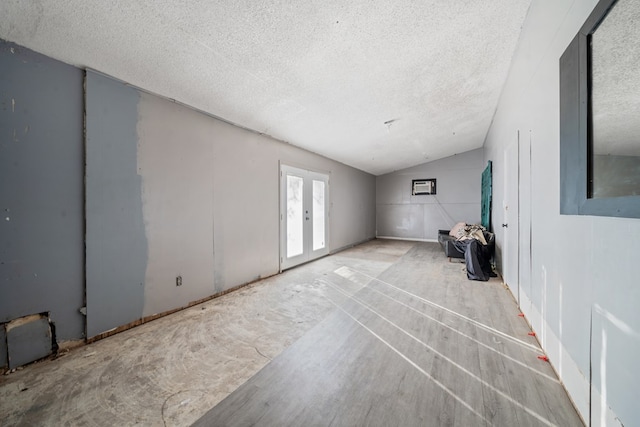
[{"xmin": 0, "ymin": 0, "xmax": 531, "ymax": 175}]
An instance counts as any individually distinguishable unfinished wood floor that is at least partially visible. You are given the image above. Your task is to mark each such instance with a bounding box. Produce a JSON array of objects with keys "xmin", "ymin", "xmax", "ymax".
[{"xmin": 0, "ymin": 240, "xmax": 583, "ymax": 426}]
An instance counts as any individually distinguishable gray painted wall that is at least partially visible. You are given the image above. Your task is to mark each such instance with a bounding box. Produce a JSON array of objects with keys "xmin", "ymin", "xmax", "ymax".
[
  {"xmin": 483, "ymin": 0, "xmax": 639, "ymax": 424},
  {"xmin": 376, "ymin": 148, "xmax": 484, "ymax": 240},
  {"xmin": 6, "ymin": 314, "xmax": 53, "ymax": 369},
  {"xmin": 137, "ymin": 92, "xmax": 216, "ymax": 317},
  {"xmin": 0, "ymin": 41, "xmax": 85, "ymax": 347},
  {"xmin": 208, "ymin": 98, "xmax": 377, "ymax": 290},
  {"xmin": 86, "ymin": 74, "xmax": 375, "ymax": 337},
  {"xmin": 2, "ymin": 42, "xmax": 375, "ymax": 348},
  {"xmin": 85, "ymin": 71, "xmax": 147, "ymax": 338}
]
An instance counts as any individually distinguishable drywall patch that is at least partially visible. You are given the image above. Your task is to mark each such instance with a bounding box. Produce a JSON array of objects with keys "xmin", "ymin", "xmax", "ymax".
[
  {"xmin": 136, "ymin": 92, "xmax": 215, "ymax": 317},
  {"xmin": 0, "ymin": 39, "xmax": 85, "ymax": 343},
  {"xmin": 85, "ymin": 70, "xmax": 147, "ymax": 338},
  {"xmin": 5, "ymin": 313, "xmax": 54, "ymax": 369}
]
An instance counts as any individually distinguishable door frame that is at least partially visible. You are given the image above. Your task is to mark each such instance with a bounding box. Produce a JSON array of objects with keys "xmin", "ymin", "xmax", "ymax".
[
  {"xmin": 279, "ymin": 163, "xmax": 330, "ymax": 271},
  {"xmin": 503, "ymin": 134, "xmax": 521, "ymax": 304}
]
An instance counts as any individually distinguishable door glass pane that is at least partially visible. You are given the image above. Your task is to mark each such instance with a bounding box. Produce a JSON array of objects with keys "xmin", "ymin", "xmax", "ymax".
[
  {"xmin": 287, "ymin": 175, "xmax": 304, "ymax": 258},
  {"xmin": 312, "ymin": 180, "xmax": 325, "ymax": 251}
]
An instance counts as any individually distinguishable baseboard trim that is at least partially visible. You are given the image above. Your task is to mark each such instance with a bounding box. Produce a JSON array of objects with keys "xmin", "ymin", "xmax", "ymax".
[
  {"xmin": 376, "ymin": 235, "xmax": 438, "ymax": 243},
  {"xmin": 516, "ymin": 289, "xmax": 619, "ymax": 427}
]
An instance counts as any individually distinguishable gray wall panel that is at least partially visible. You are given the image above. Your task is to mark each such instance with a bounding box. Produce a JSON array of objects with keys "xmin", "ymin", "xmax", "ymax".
[
  {"xmin": 137, "ymin": 93, "xmax": 216, "ymax": 316},
  {"xmin": 0, "ymin": 40, "xmax": 84, "ymax": 343},
  {"xmin": 376, "ymin": 173, "xmax": 405, "ymax": 205},
  {"xmin": 325, "ymin": 165, "xmax": 376, "ymax": 251},
  {"xmin": 423, "ymin": 203, "xmax": 479, "ymax": 240},
  {"xmin": 85, "ymin": 71, "xmax": 147, "ymax": 338},
  {"xmin": 482, "ymin": 0, "xmax": 638, "ymax": 423},
  {"xmin": 84, "ymin": 70, "xmax": 374, "ymax": 322},
  {"xmin": 2, "ymin": 41, "xmax": 375, "ymax": 348},
  {"xmin": 210, "ymin": 121, "xmax": 281, "ymax": 291},
  {"xmin": 427, "ymin": 170, "xmax": 480, "ymax": 204},
  {"xmin": 6, "ymin": 315, "xmax": 52, "ymax": 369},
  {"xmin": 590, "ymin": 220, "xmax": 640, "ymax": 425},
  {"xmin": 210, "ymin": 118, "xmax": 376, "ymax": 290},
  {"xmin": 376, "ymin": 148, "xmax": 484, "ymax": 240},
  {"xmin": 376, "ymin": 204, "xmax": 425, "ymax": 239}
]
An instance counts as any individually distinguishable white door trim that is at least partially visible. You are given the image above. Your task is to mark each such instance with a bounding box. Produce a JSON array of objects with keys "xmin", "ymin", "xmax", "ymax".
[
  {"xmin": 503, "ymin": 134, "xmax": 520, "ymax": 303},
  {"xmin": 279, "ymin": 164, "xmax": 330, "ymax": 271}
]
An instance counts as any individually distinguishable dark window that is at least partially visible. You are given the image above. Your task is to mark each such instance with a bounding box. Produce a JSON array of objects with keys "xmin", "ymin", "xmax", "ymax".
[{"xmin": 560, "ymin": 0, "xmax": 640, "ymax": 218}]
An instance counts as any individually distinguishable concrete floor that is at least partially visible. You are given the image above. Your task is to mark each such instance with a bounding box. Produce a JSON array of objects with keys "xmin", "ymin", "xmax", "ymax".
[
  {"xmin": 0, "ymin": 240, "xmax": 411, "ymax": 426},
  {"xmin": 0, "ymin": 240, "xmax": 582, "ymax": 426}
]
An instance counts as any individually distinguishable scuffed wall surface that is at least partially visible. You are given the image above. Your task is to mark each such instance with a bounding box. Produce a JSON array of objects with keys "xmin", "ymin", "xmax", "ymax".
[
  {"xmin": 5, "ymin": 314, "xmax": 52, "ymax": 369},
  {"xmin": 0, "ymin": 40, "xmax": 84, "ymax": 343},
  {"xmin": 483, "ymin": 0, "xmax": 639, "ymax": 424},
  {"xmin": 210, "ymin": 124, "xmax": 280, "ymax": 291},
  {"xmin": 137, "ymin": 93, "xmax": 215, "ymax": 316},
  {"xmin": 3, "ymin": 41, "xmax": 376, "ymax": 347},
  {"xmin": 209, "ymin": 114, "xmax": 377, "ymax": 290},
  {"xmin": 376, "ymin": 149, "xmax": 484, "ymax": 240},
  {"xmin": 85, "ymin": 71, "xmax": 147, "ymax": 338},
  {"xmin": 85, "ymin": 71, "xmax": 376, "ymax": 330},
  {"xmin": 326, "ymin": 165, "xmax": 376, "ymax": 252},
  {"xmin": 85, "ymin": 71, "xmax": 375, "ymax": 330}
]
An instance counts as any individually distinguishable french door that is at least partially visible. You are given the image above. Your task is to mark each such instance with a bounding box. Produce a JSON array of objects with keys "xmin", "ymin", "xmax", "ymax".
[{"xmin": 280, "ymin": 165, "xmax": 330, "ymax": 270}]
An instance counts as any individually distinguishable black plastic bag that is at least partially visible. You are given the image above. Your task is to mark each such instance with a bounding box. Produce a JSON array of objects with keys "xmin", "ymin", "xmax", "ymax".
[{"xmin": 453, "ymin": 239, "xmax": 494, "ymax": 281}]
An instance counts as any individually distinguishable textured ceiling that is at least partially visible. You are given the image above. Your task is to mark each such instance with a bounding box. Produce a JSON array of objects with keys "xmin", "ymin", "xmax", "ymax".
[
  {"xmin": 591, "ymin": 0, "xmax": 640, "ymax": 156},
  {"xmin": 0, "ymin": 0, "xmax": 531, "ymax": 175}
]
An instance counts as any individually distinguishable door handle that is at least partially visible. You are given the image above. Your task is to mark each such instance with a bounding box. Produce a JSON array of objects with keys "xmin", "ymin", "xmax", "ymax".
[{"xmin": 502, "ymin": 223, "xmax": 508, "ymax": 228}]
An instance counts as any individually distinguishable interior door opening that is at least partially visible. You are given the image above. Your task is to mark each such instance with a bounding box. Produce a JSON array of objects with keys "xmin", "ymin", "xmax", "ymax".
[
  {"xmin": 280, "ymin": 165, "xmax": 330, "ymax": 271},
  {"xmin": 503, "ymin": 135, "xmax": 520, "ymax": 304}
]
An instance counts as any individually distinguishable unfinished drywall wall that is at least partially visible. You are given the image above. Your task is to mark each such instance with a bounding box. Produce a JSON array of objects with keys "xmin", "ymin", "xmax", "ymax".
[
  {"xmin": 0, "ymin": 41, "xmax": 84, "ymax": 350},
  {"xmin": 85, "ymin": 71, "xmax": 147, "ymax": 338},
  {"xmin": 135, "ymin": 81, "xmax": 375, "ymax": 300},
  {"xmin": 209, "ymin": 122, "xmax": 280, "ymax": 290},
  {"xmin": 209, "ymin": 105, "xmax": 377, "ymax": 290},
  {"xmin": 5, "ymin": 314, "xmax": 53, "ymax": 369},
  {"xmin": 86, "ymin": 73, "xmax": 375, "ymax": 335},
  {"xmin": 376, "ymin": 149, "xmax": 484, "ymax": 240},
  {"xmin": 2, "ymin": 38, "xmax": 375, "ymax": 347},
  {"xmin": 483, "ymin": 0, "xmax": 640, "ymax": 424},
  {"xmin": 325, "ymin": 164, "xmax": 376, "ymax": 252},
  {"xmin": 137, "ymin": 92, "xmax": 216, "ymax": 317}
]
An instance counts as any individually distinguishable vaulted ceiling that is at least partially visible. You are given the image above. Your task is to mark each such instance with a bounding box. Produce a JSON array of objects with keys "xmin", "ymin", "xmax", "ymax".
[{"xmin": 0, "ymin": 0, "xmax": 531, "ymax": 175}]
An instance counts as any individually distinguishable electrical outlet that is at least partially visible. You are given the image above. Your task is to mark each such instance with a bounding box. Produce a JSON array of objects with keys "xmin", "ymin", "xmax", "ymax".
[{"xmin": 176, "ymin": 276, "xmax": 182, "ymax": 286}]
